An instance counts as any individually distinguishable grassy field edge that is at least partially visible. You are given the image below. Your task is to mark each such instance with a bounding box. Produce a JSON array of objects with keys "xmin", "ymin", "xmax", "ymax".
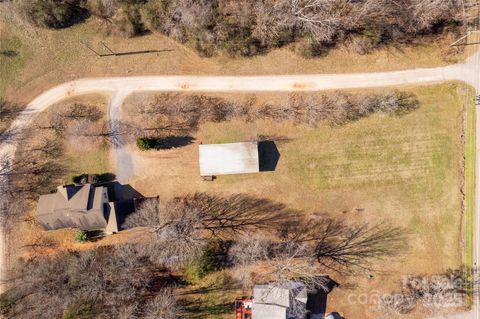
[{"xmin": 464, "ymin": 87, "xmax": 475, "ymax": 303}]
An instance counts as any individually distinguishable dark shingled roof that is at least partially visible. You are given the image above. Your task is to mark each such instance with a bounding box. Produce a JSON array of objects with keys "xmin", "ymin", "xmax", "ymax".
[{"xmin": 36, "ymin": 184, "xmax": 111, "ymax": 231}]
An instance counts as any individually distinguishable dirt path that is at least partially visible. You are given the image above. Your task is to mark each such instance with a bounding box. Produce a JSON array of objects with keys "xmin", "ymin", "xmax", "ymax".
[
  {"xmin": 108, "ymin": 91, "xmax": 133, "ymax": 183},
  {"xmin": 0, "ymin": 54, "xmax": 478, "ymax": 294}
]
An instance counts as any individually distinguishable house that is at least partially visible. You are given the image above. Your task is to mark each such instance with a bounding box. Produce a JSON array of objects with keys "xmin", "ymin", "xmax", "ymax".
[
  {"xmin": 198, "ymin": 142, "xmax": 259, "ymax": 177},
  {"xmin": 35, "ymin": 184, "xmax": 118, "ymax": 234},
  {"xmin": 252, "ymin": 281, "xmax": 308, "ymax": 319}
]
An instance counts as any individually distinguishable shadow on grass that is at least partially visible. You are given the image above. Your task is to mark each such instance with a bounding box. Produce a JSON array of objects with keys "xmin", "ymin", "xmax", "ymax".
[
  {"xmin": 138, "ymin": 135, "xmax": 195, "ymax": 150},
  {"xmin": 184, "ymin": 301, "xmax": 233, "ymax": 319}
]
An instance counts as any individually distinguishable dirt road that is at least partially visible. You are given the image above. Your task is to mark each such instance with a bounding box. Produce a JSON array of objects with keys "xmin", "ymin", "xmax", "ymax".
[{"xmin": 0, "ymin": 53, "xmax": 478, "ymax": 294}]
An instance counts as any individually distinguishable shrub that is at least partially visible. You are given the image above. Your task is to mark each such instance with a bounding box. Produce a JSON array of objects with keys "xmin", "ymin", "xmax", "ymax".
[
  {"xmin": 63, "ymin": 300, "xmax": 95, "ymax": 319},
  {"xmin": 292, "ymin": 38, "xmax": 327, "ymax": 58},
  {"xmin": 74, "ymin": 230, "xmax": 87, "ymax": 243},
  {"xmin": 136, "ymin": 137, "xmax": 155, "ymax": 150}
]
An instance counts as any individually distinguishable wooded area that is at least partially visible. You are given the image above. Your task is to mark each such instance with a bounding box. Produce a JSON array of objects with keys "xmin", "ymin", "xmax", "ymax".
[{"xmin": 14, "ymin": 0, "xmax": 466, "ymax": 56}]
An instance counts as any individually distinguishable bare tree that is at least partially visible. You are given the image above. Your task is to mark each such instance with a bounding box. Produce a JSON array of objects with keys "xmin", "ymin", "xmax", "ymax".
[
  {"xmin": 373, "ymin": 91, "xmax": 419, "ymax": 115},
  {"xmin": 67, "ymin": 119, "xmax": 140, "ymax": 149},
  {"xmin": 228, "ymin": 219, "xmax": 406, "ymax": 295},
  {"xmin": 410, "ymin": 0, "xmax": 462, "ymax": 31},
  {"xmin": 143, "ymin": 288, "xmax": 182, "ymax": 319},
  {"xmin": 378, "ymin": 292, "xmax": 417, "ymax": 315},
  {"xmin": 126, "ymin": 193, "xmax": 292, "ymax": 269},
  {"xmin": 288, "ymin": 0, "xmax": 347, "ymax": 42},
  {"xmin": 228, "ymin": 233, "xmax": 272, "ymax": 266},
  {"xmin": 379, "ymin": 269, "xmax": 467, "ymax": 315},
  {"xmin": 36, "ymin": 102, "xmax": 102, "ymax": 134},
  {"xmin": 2, "ymin": 244, "xmax": 179, "ymax": 319},
  {"xmin": 127, "ymin": 193, "xmax": 290, "ymax": 237},
  {"xmin": 267, "ymin": 241, "xmax": 330, "ymax": 291},
  {"xmin": 124, "ymin": 197, "xmax": 161, "ymax": 229}
]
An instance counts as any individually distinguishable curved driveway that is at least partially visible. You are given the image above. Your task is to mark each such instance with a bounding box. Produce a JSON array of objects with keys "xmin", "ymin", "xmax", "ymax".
[
  {"xmin": 0, "ymin": 53, "xmax": 478, "ymax": 294},
  {"xmin": 1, "ymin": 59, "xmax": 476, "ymax": 179}
]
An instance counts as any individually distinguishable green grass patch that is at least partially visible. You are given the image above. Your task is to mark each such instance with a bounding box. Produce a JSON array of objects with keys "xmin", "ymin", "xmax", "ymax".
[
  {"xmin": 184, "ymin": 272, "xmax": 234, "ymax": 319},
  {"xmin": 0, "ymin": 33, "xmax": 30, "ymax": 95},
  {"xmin": 66, "ymin": 145, "xmax": 110, "ymax": 184}
]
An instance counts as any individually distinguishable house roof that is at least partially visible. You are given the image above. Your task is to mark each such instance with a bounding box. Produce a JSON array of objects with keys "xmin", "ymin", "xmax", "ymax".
[
  {"xmin": 252, "ymin": 281, "xmax": 308, "ymax": 319},
  {"xmin": 36, "ymin": 184, "xmax": 111, "ymax": 231},
  {"xmin": 199, "ymin": 142, "xmax": 259, "ymax": 176},
  {"xmin": 254, "ymin": 281, "xmax": 307, "ymax": 308}
]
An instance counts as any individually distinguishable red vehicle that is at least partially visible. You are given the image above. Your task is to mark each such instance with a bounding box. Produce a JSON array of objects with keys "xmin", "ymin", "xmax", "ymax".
[{"xmin": 235, "ymin": 297, "xmax": 253, "ymax": 319}]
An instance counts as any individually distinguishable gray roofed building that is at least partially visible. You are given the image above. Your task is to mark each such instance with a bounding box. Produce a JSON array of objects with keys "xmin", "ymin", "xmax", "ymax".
[
  {"xmin": 199, "ymin": 142, "xmax": 259, "ymax": 176},
  {"xmin": 36, "ymin": 184, "xmax": 118, "ymax": 234},
  {"xmin": 252, "ymin": 281, "xmax": 308, "ymax": 319}
]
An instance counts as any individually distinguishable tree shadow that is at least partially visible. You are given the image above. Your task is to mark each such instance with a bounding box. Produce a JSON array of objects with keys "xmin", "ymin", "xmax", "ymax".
[
  {"xmin": 258, "ymin": 141, "xmax": 280, "ymax": 172},
  {"xmin": 278, "ymin": 218, "xmax": 409, "ymax": 274},
  {"xmin": 172, "ymin": 193, "xmax": 295, "ymax": 237}
]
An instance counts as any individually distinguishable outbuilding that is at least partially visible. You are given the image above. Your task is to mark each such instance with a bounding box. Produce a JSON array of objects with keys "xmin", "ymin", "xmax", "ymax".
[{"xmin": 199, "ymin": 142, "xmax": 260, "ymax": 177}]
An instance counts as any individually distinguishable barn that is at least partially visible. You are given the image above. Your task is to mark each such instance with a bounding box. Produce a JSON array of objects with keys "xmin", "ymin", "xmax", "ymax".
[{"xmin": 199, "ymin": 142, "xmax": 260, "ymax": 177}]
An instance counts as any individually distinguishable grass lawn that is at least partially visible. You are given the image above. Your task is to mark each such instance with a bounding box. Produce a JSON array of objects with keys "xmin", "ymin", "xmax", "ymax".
[
  {"xmin": 130, "ymin": 83, "xmax": 464, "ymax": 318},
  {"xmin": 65, "ymin": 145, "xmax": 111, "ymax": 184}
]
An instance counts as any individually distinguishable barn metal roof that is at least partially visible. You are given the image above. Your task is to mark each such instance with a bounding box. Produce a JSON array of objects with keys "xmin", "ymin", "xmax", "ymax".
[{"xmin": 199, "ymin": 142, "xmax": 259, "ymax": 176}]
